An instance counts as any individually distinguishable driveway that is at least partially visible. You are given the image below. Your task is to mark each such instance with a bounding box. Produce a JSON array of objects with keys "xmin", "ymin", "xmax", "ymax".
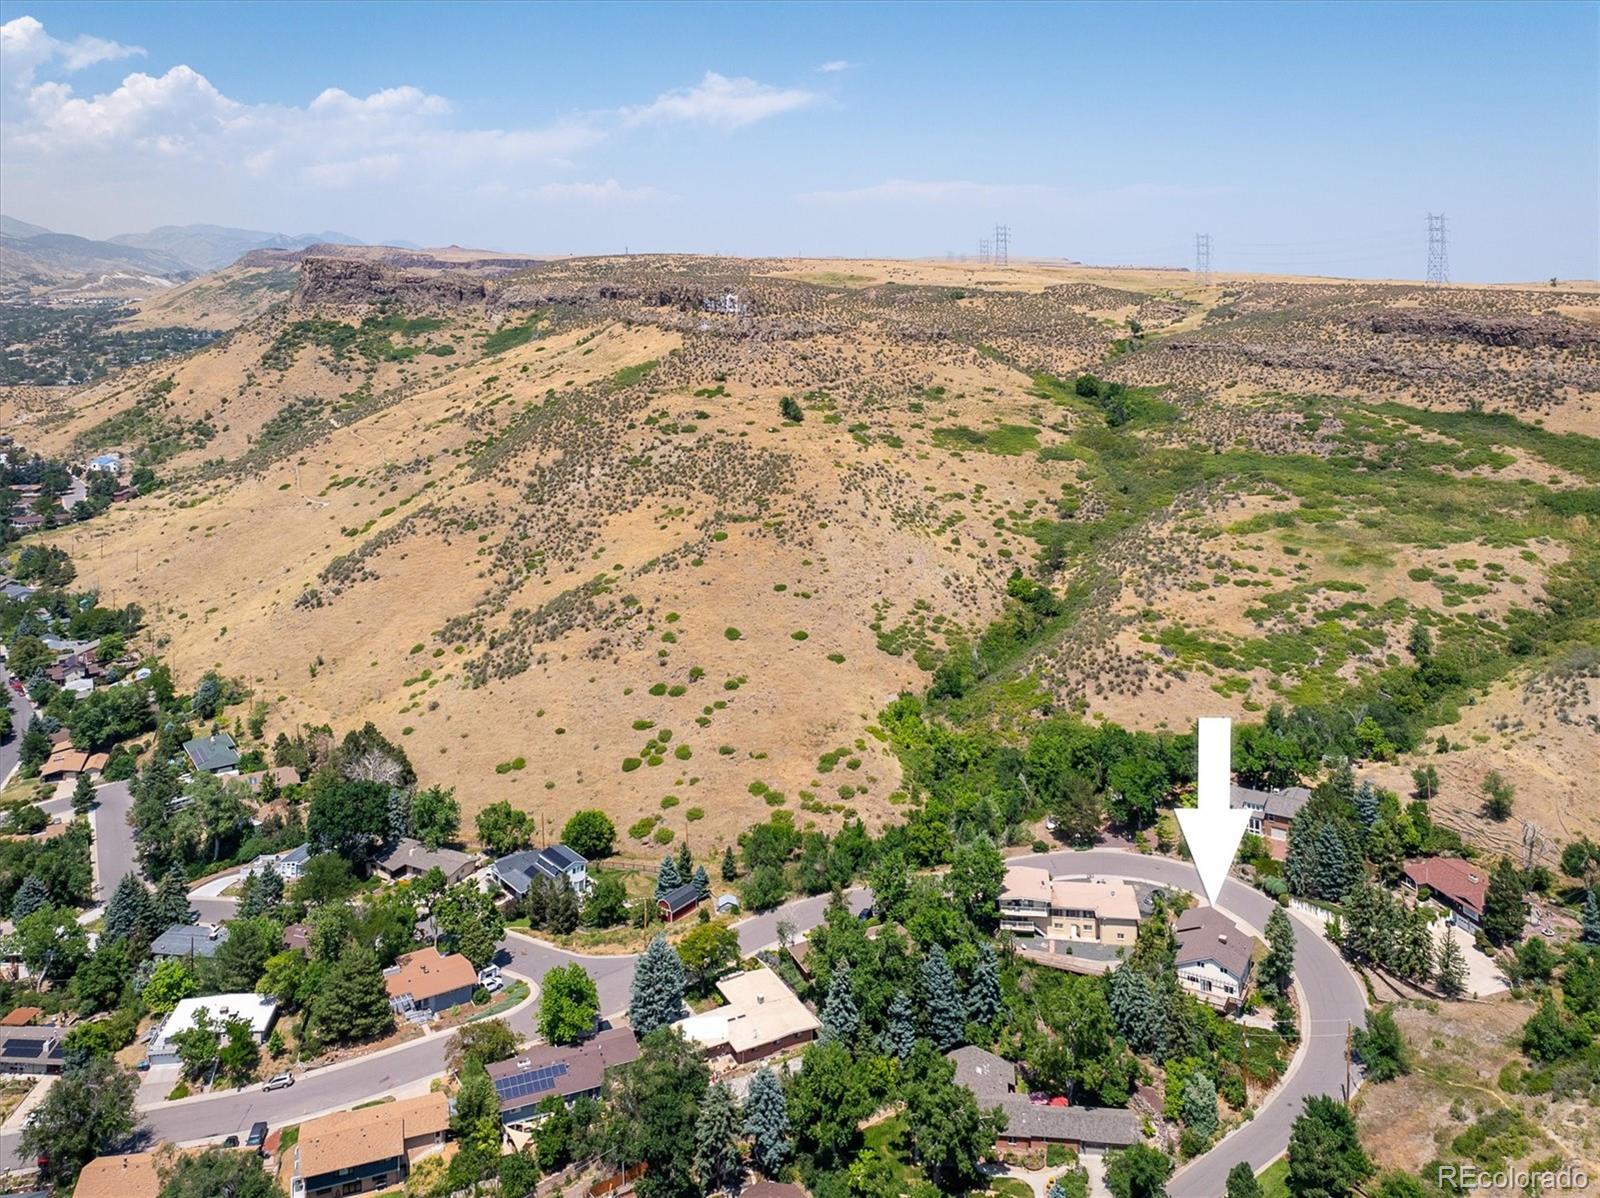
[
  {"xmin": 87, "ymin": 780, "xmax": 138, "ymax": 904},
  {"xmin": 0, "ymin": 847, "xmax": 1366, "ymax": 1189}
]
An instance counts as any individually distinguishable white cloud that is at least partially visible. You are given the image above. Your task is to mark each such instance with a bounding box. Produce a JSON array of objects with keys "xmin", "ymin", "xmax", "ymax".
[
  {"xmin": 308, "ymin": 85, "xmax": 451, "ymax": 118},
  {"xmin": 0, "ymin": 15, "xmax": 143, "ymax": 91},
  {"xmin": 523, "ymin": 179, "xmax": 675, "ymax": 205},
  {"xmin": 817, "ymin": 60, "xmax": 855, "ymax": 73},
  {"xmin": 624, "ymin": 71, "xmax": 818, "ymax": 130}
]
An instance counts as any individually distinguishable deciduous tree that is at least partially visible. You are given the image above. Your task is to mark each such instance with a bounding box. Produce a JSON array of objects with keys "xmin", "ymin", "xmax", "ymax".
[{"xmin": 539, "ymin": 963, "xmax": 599, "ymax": 1046}]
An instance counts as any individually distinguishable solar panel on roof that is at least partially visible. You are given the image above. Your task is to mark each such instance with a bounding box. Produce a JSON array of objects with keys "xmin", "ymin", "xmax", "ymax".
[
  {"xmin": 492, "ymin": 1061, "xmax": 569, "ymax": 1103},
  {"xmin": 5, "ymin": 1040, "xmax": 42, "ymax": 1058}
]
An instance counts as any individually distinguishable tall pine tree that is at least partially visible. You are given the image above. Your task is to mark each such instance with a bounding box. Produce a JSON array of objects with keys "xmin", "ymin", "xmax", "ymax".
[
  {"xmin": 1581, "ymin": 889, "xmax": 1600, "ymax": 945},
  {"xmin": 1481, "ymin": 857, "xmax": 1525, "ymax": 946},
  {"xmin": 655, "ymin": 856, "xmax": 682, "ymax": 901},
  {"xmin": 692, "ymin": 864, "xmax": 712, "ymax": 902},
  {"xmin": 819, "ymin": 962, "xmax": 860, "ymax": 1045},
  {"xmin": 966, "ymin": 942, "xmax": 1001, "ymax": 1025},
  {"xmin": 1435, "ymin": 932, "xmax": 1469, "ymax": 999},
  {"xmin": 154, "ymin": 869, "xmax": 192, "ymax": 928},
  {"xmin": 10, "ymin": 875, "xmax": 49, "ymax": 924},
  {"xmin": 742, "ymin": 1067, "xmax": 792, "ymax": 1178},
  {"xmin": 102, "ymin": 874, "xmax": 152, "ymax": 944},
  {"xmin": 921, "ymin": 944, "xmax": 966, "ymax": 1051},
  {"xmin": 1261, "ymin": 906, "xmax": 1296, "ymax": 996},
  {"xmin": 693, "ymin": 1081, "xmax": 742, "ymax": 1194},
  {"xmin": 629, "ymin": 934, "xmax": 686, "ymax": 1035},
  {"xmin": 879, "ymin": 990, "xmax": 917, "ymax": 1060}
]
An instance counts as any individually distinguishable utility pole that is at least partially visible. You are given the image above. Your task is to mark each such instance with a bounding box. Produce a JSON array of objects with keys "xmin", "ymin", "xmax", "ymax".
[
  {"xmin": 1426, "ymin": 213, "xmax": 1449, "ymax": 286},
  {"xmin": 1195, "ymin": 233, "xmax": 1212, "ymax": 285},
  {"xmin": 977, "ymin": 237, "xmax": 991, "ymax": 266},
  {"xmin": 993, "ymin": 224, "xmax": 1011, "ymax": 267},
  {"xmin": 1344, "ymin": 1020, "xmax": 1353, "ymax": 1102}
]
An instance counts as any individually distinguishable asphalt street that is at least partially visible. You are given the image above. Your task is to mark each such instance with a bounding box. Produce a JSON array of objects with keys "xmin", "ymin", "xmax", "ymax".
[{"xmin": 3, "ymin": 848, "xmax": 1366, "ymax": 1188}]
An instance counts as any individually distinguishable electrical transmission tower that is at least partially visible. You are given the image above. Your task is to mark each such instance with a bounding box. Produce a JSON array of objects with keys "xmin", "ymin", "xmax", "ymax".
[
  {"xmin": 993, "ymin": 224, "xmax": 1011, "ymax": 267},
  {"xmin": 977, "ymin": 237, "xmax": 991, "ymax": 266},
  {"xmin": 1194, "ymin": 233, "xmax": 1212, "ymax": 285},
  {"xmin": 1426, "ymin": 213, "xmax": 1449, "ymax": 286}
]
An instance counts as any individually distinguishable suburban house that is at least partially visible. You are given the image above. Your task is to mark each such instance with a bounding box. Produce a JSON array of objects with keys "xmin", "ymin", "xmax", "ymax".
[
  {"xmin": 86, "ymin": 453, "xmax": 123, "ymax": 475},
  {"xmin": 1174, "ymin": 906, "xmax": 1253, "ymax": 1009},
  {"xmin": 252, "ymin": 843, "xmax": 312, "ymax": 881},
  {"xmin": 384, "ymin": 947, "xmax": 478, "ymax": 1019},
  {"xmin": 657, "ymin": 882, "xmax": 701, "ymax": 923},
  {"xmin": 998, "ymin": 866, "xmax": 1142, "ymax": 946},
  {"xmin": 241, "ymin": 766, "xmax": 302, "ymax": 795},
  {"xmin": 290, "ymin": 1093, "xmax": 450, "ymax": 1198},
  {"xmin": 947, "ymin": 1045, "xmax": 1141, "ymax": 1156},
  {"xmin": 491, "ymin": 844, "xmax": 590, "ymax": 899},
  {"xmin": 148, "ymin": 994, "xmax": 278, "ymax": 1066},
  {"xmin": 0, "ymin": 1025, "xmax": 65, "ymax": 1076},
  {"xmin": 183, "ymin": 732, "xmax": 240, "ymax": 774},
  {"xmin": 1402, "ymin": 856, "xmax": 1488, "ymax": 933},
  {"xmin": 38, "ymin": 747, "xmax": 108, "ymax": 783},
  {"xmin": 1231, "ymin": 784, "xmax": 1312, "ymax": 860},
  {"xmin": 488, "ymin": 1027, "xmax": 641, "ymax": 1125},
  {"xmin": 150, "ymin": 922, "xmax": 230, "ymax": 960},
  {"xmin": 375, "ymin": 838, "xmax": 477, "ymax": 885},
  {"xmin": 673, "ymin": 965, "xmax": 821, "ymax": 1064},
  {"xmin": 74, "ymin": 1151, "xmax": 162, "ymax": 1198}
]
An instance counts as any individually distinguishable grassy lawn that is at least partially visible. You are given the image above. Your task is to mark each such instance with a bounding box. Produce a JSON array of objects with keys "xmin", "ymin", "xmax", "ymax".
[
  {"xmin": 985, "ymin": 1180, "xmax": 1033, "ymax": 1198},
  {"xmin": 1258, "ymin": 1158, "xmax": 1289, "ymax": 1198},
  {"xmin": 465, "ymin": 979, "xmax": 530, "ymax": 1021}
]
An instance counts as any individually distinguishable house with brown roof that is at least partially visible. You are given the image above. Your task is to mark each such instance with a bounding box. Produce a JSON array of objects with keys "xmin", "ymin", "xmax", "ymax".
[
  {"xmin": 383, "ymin": 947, "xmax": 478, "ymax": 1019},
  {"xmin": 374, "ymin": 837, "xmax": 478, "ymax": 885},
  {"xmin": 998, "ymin": 866, "xmax": 1142, "ymax": 947},
  {"xmin": 1231, "ymin": 783, "xmax": 1312, "ymax": 861},
  {"xmin": 74, "ymin": 1151, "xmax": 163, "ymax": 1198},
  {"xmin": 488, "ymin": 1027, "xmax": 640, "ymax": 1124},
  {"xmin": 946, "ymin": 1045, "xmax": 1141, "ymax": 1156},
  {"xmin": 1403, "ymin": 856, "xmax": 1488, "ymax": 933},
  {"xmin": 290, "ymin": 1093, "xmax": 450, "ymax": 1198},
  {"xmin": 38, "ymin": 747, "xmax": 107, "ymax": 782},
  {"xmin": 1174, "ymin": 906, "xmax": 1254, "ymax": 1009}
]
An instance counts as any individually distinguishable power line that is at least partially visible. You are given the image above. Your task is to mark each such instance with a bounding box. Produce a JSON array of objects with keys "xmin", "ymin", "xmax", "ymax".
[
  {"xmin": 1426, "ymin": 213, "xmax": 1449, "ymax": 286},
  {"xmin": 1194, "ymin": 233, "xmax": 1212, "ymax": 285},
  {"xmin": 993, "ymin": 224, "xmax": 1011, "ymax": 267},
  {"xmin": 977, "ymin": 237, "xmax": 991, "ymax": 266}
]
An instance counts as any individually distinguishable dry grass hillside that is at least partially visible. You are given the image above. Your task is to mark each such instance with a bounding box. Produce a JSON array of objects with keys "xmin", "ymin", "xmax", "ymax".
[{"xmin": 6, "ymin": 253, "xmax": 1597, "ymax": 859}]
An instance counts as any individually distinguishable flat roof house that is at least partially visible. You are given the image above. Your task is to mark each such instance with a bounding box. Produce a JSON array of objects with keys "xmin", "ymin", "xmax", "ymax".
[
  {"xmin": 0, "ymin": 1025, "xmax": 65, "ymax": 1075},
  {"xmin": 291, "ymin": 1093, "xmax": 450, "ymax": 1198},
  {"xmin": 1174, "ymin": 906, "xmax": 1253, "ymax": 1009},
  {"xmin": 74, "ymin": 1151, "xmax": 162, "ymax": 1198},
  {"xmin": 673, "ymin": 965, "xmax": 820, "ymax": 1064},
  {"xmin": 1403, "ymin": 857, "xmax": 1488, "ymax": 933},
  {"xmin": 491, "ymin": 844, "xmax": 590, "ymax": 899},
  {"xmin": 149, "ymin": 993, "xmax": 278, "ymax": 1065},
  {"xmin": 183, "ymin": 732, "xmax": 240, "ymax": 774},
  {"xmin": 375, "ymin": 837, "xmax": 477, "ymax": 885},
  {"xmin": 947, "ymin": 1045, "xmax": 1140, "ymax": 1156},
  {"xmin": 488, "ymin": 1027, "xmax": 640, "ymax": 1125},
  {"xmin": 150, "ymin": 922, "xmax": 230, "ymax": 960},
  {"xmin": 1232, "ymin": 784, "xmax": 1312, "ymax": 861},
  {"xmin": 998, "ymin": 866, "xmax": 1141, "ymax": 947},
  {"xmin": 384, "ymin": 947, "xmax": 478, "ymax": 1020}
]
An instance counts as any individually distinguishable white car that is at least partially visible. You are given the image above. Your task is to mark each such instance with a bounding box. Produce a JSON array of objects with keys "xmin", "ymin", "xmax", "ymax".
[
  {"xmin": 481, "ymin": 974, "xmax": 505, "ymax": 994},
  {"xmin": 262, "ymin": 1073, "xmax": 294, "ymax": 1092}
]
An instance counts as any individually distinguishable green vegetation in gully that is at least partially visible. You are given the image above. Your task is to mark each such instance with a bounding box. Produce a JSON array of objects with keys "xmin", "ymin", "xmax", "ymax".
[{"xmin": 263, "ymin": 309, "xmax": 451, "ymax": 369}]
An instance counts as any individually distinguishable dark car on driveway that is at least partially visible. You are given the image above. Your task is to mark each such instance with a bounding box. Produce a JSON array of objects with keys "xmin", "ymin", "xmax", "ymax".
[{"xmin": 245, "ymin": 1121, "xmax": 268, "ymax": 1152}]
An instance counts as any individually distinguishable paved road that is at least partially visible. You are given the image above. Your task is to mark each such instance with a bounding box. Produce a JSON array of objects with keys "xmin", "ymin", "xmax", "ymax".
[
  {"xmin": 87, "ymin": 781, "xmax": 138, "ymax": 904},
  {"xmin": 3, "ymin": 848, "xmax": 1365, "ymax": 1187},
  {"xmin": 0, "ymin": 664, "xmax": 33, "ymax": 787}
]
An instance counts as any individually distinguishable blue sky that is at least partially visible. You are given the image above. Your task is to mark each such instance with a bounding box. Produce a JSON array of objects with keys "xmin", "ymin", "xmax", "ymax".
[{"xmin": 2, "ymin": 1, "xmax": 1594, "ymax": 281}]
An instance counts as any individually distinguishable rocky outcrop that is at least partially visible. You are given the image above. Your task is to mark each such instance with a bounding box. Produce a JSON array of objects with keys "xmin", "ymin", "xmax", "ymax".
[
  {"xmin": 292, "ymin": 257, "xmax": 489, "ymax": 311},
  {"xmin": 1368, "ymin": 308, "xmax": 1597, "ymax": 350}
]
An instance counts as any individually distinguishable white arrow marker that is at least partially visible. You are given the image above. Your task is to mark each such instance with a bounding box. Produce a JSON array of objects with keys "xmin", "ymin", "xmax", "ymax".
[{"xmin": 1174, "ymin": 716, "xmax": 1252, "ymax": 906}]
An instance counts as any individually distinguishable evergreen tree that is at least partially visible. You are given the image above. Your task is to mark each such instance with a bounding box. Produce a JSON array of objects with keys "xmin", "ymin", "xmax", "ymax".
[
  {"xmin": 880, "ymin": 989, "xmax": 917, "ymax": 1060},
  {"xmin": 676, "ymin": 840, "xmax": 693, "ymax": 880},
  {"xmin": 1435, "ymin": 931, "xmax": 1468, "ymax": 999},
  {"xmin": 10, "ymin": 875, "xmax": 49, "ymax": 924},
  {"xmin": 1392, "ymin": 910, "xmax": 1435, "ymax": 984},
  {"xmin": 1353, "ymin": 780, "xmax": 1381, "ymax": 829},
  {"xmin": 1581, "ymin": 888, "xmax": 1600, "ymax": 946},
  {"xmin": 1481, "ymin": 857, "xmax": 1526, "ymax": 947},
  {"xmin": 742, "ymin": 1067, "xmax": 792, "ymax": 1178},
  {"xmin": 313, "ymin": 948, "xmax": 395, "ymax": 1044},
  {"xmin": 1261, "ymin": 906, "xmax": 1296, "ymax": 996},
  {"xmin": 629, "ymin": 934, "xmax": 687, "ymax": 1035},
  {"xmin": 720, "ymin": 845, "xmax": 737, "ymax": 882},
  {"xmin": 1286, "ymin": 814, "xmax": 1361, "ymax": 901},
  {"xmin": 1226, "ymin": 1161, "xmax": 1264, "ymax": 1198},
  {"xmin": 693, "ymin": 1081, "xmax": 742, "ymax": 1194},
  {"xmin": 1109, "ymin": 964, "xmax": 1169, "ymax": 1057},
  {"xmin": 237, "ymin": 868, "xmax": 284, "ymax": 919},
  {"xmin": 154, "ymin": 868, "xmax": 192, "ymax": 928},
  {"xmin": 1180, "ymin": 1071, "xmax": 1218, "ymax": 1138},
  {"xmin": 1352, "ymin": 1008, "xmax": 1409, "ymax": 1082},
  {"xmin": 546, "ymin": 880, "xmax": 581, "ymax": 936},
  {"xmin": 1285, "ymin": 1096, "xmax": 1372, "ymax": 1198},
  {"xmin": 102, "ymin": 874, "xmax": 152, "ymax": 944},
  {"xmin": 692, "ymin": 864, "xmax": 712, "ymax": 903},
  {"xmin": 922, "ymin": 944, "xmax": 966, "ymax": 1050},
  {"xmin": 820, "ymin": 962, "xmax": 860, "ymax": 1045},
  {"xmin": 71, "ymin": 773, "xmax": 94, "ymax": 816},
  {"xmin": 655, "ymin": 855, "xmax": 682, "ymax": 901},
  {"xmin": 966, "ymin": 942, "xmax": 1001, "ymax": 1025}
]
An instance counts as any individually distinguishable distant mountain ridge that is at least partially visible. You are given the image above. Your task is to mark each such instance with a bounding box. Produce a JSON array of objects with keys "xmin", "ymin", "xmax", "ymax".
[{"xmin": 108, "ymin": 224, "xmax": 365, "ymax": 272}]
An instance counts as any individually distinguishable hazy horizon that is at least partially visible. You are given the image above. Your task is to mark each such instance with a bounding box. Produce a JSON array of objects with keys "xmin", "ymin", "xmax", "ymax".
[{"xmin": 2, "ymin": 0, "xmax": 1596, "ymax": 283}]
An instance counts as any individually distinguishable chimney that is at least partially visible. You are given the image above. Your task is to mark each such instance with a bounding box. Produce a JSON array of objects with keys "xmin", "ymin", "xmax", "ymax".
[
  {"xmin": 1217, "ymin": 933, "xmax": 1228, "ymax": 944},
  {"xmin": 756, "ymin": 993, "xmax": 765, "ymax": 1005}
]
